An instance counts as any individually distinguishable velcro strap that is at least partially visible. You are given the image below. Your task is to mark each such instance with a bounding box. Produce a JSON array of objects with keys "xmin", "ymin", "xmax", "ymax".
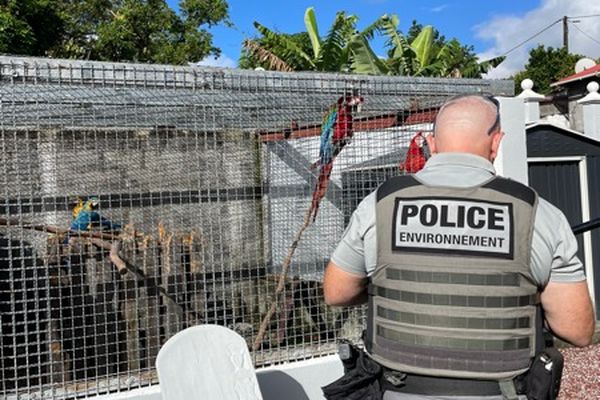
[
  {"xmin": 377, "ymin": 305, "xmax": 531, "ymax": 330},
  {"xmin": 389, "ymin": 374, "xmax": 501, "ymax": 396},
  {"xmin": 387, "ymin": 269, "xmax": 521, "ymax": 286},
  {"xmin": 377, "ymin": 325, "xmax": 531, "ymax": 351},
  {"xmin": 374, "ymin": 285, "xmax": 537, "ymax": 308}
]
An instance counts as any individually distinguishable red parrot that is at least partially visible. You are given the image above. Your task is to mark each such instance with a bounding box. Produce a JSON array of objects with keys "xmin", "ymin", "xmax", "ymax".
[
  {"xmin": 308, "ymin": 94, "xmax": 364, "ymax": 222},
  {"xmin": 399, "ymin": 132, "xmax": 427, "ymax": 174}
]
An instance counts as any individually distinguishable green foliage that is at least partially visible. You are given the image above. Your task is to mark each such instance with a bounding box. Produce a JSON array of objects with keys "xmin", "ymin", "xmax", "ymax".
[
  {"xmin": 242, "ymin": 7, "xmax": 389, "ymax": 75},
  {"xmin": 384, "ymin": 19, "xmax": 503, "ymax": 78},
  {"xmin": 348, "ymin": 35, "xmax": 389, "ymax": 75},
  {"xmin": 0, "ymin": 0, "xmax": 65, "ymax": 55},
  {"xmin": 411, "ymin": 25, "xmax": 435, "ymax": 71},
  {"xmin": 406, "ymin": 20, "xmax": 446, "ymax": 49},
  {"xmin": 180, "ymin": 0, "xmax": 228, "ymax": 27},
  {"xmin": 513, "ymin": 45, "xmax": 584, "ymax": 94},
  {"xmin": 0, "ymin": 0, "xmax": 230, "ymax": 64},
  {"xmin": 304, "ymin": 6, "xmax": 320, "ymax": 59},
  {"xmin": 241, "ymin": 27, "xmax": 311, "ymax": 72},
  {"xmin": 243, "ymin": 8, "xmax": 502, "ymax": 78}
]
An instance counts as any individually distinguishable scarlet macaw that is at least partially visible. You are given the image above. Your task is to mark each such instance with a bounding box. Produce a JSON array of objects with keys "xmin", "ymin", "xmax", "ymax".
[
  {"xmin": 308, "ymin": 94, "xmax": 364, "ymax": 222},
  {"xmin": 399, "ymin": 132, "xmax": 427, "ymax": 174}
]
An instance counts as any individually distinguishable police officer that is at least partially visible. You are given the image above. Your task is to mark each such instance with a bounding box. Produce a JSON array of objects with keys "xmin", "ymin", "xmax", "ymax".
[{"xmin": 323, "ymin": 94, "xmax": 595, "ymax": 400}]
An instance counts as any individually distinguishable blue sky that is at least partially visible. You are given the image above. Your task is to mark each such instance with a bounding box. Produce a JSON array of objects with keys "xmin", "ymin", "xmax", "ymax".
[{"xmin": 167, "ymin": 0, "xmax": 600, "ymax": 78}]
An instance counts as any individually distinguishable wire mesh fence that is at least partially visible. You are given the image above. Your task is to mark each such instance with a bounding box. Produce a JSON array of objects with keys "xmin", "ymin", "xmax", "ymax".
[{"xmin": 0, "ymin": 56, "xmax": 513, "ymax": 399}]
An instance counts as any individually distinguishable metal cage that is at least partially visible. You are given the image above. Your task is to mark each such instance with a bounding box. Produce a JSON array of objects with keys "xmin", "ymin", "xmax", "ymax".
[{"xmin": 0, "ymin": 56, "xmax": 512, "ymax": 399}]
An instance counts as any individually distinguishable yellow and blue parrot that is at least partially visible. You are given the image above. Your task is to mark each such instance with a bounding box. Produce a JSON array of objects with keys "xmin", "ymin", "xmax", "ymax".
[
  {"xmin": 68, "ymin": 197, "xmax": 121, "ymax": 237},
  {"xmin": 72, "ymin": 197, "xmax": 84, "ymax": 218}
]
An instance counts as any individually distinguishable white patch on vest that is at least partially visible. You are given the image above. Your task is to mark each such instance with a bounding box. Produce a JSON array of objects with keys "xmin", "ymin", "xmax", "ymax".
[{"xmin": 394, "ymin": 198, "xmax": 512, "ymax": 256}]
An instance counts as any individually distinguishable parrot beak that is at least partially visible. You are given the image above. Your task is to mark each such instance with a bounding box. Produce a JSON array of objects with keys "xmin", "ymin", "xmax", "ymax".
[
  {"xmin": 347, "ymin": 96, "xmax": 364, "ymax": 106},
  {"xmin": 347, "ymin": 96, "xmax": 364, "ymax": 113},
  {"xmin": 415, "ymin": 132, "xmax": 425, "ymax": 146}
]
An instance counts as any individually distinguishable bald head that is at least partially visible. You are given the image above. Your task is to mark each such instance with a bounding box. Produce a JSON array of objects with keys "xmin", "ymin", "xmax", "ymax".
[{"xmin": 427, "ymin": 95, "xmax": 503, "ymax": 161}]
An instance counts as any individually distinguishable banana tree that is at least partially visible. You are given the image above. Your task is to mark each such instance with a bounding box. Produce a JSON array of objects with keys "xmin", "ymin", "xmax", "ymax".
[
  {"xmin": 380, "ymin": 15, "xmax": 504, "ymax": 78},
  {"xmin": 243, "ymin": 7, "xmax": 389, "ymax": 75}
]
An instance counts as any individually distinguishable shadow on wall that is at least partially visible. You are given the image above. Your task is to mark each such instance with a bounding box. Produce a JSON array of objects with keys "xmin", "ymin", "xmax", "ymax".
[
  {"xmin": 0, "ymin": 234, "xmax": 127, "ymax": 392},
  {"xmin": 0, "ymin": 234, "xmax": 48, "ymax": 391},
  {"xmin": 257, "ymin": 370, "xmax": 311, "ymax": 400}
]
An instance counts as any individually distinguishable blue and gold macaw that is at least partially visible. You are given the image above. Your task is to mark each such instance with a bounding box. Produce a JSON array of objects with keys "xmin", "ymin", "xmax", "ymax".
[
  {"xmin": 69, "ymin": 197, "xmax": 121, "ymax": 233},
  {"xmin": 72, "ymin": 197, "xmax": 84, "ymax": 219}
]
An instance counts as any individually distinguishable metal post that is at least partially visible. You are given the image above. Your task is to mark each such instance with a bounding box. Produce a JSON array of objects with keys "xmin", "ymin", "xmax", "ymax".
[{"xmin": 563, "ymin": 16, "xmax": 569, "ymax": 53}]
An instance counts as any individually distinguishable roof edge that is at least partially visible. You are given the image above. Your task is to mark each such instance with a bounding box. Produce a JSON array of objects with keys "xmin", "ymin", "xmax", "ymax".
[
  {"xmin": 550, "ymin": 65, "xmax": 600, "ymax": 87},
  {"xmin": 526, "ymin": 121, "xmax": 600, "ymax": 144}
]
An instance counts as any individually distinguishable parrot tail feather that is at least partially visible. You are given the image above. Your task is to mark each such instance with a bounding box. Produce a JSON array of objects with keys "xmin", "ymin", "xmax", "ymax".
[{"xmin": 309, "ymin": 163, "xmax": 334, "ymax": 222}]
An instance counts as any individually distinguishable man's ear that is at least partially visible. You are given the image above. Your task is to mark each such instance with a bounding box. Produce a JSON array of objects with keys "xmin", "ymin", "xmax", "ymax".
[
  {"xmin": 489, "ymin": 131, "xmax": 504, "ymax": 162},
  {"xmin": 426, "ymin": 133, "xmax": 437, "ymax": 154}
]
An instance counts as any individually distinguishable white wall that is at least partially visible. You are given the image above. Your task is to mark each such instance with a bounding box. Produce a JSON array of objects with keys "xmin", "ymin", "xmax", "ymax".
[
  {"xmin": 94, "ymin": 355, "xmax": 344, "ymax": 400},
  {"xmin": 256, "ymin": 355, "xmax": 344, "ymax": 400},
  {"xmin": 494, "ymin": 97, "xmax": 529, "ymax": 184}
]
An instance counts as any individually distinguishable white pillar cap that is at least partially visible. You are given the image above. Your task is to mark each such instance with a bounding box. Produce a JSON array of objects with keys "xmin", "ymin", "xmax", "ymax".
[
  {"xmin": 578, "ymin": 81, "xmax": 600, "ymax": 104},
  {"xmin": 517, "ymin": 79, "xmax": 545, "ymax": 102}
]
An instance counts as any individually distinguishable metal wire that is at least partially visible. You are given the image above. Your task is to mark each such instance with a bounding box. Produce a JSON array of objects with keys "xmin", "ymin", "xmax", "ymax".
[{"xmin": 0, "ymin": 55, "xmax": 513, "ymax": 399}]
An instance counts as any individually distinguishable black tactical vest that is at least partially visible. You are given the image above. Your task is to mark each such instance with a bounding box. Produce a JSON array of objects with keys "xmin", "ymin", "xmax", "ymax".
[{"xmin": 365, "ymin": 175, "xmax": 540, "ymax": 380}]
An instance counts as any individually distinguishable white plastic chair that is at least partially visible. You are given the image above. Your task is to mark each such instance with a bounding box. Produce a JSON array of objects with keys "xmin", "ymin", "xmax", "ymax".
[{"xmin": 156, "ymin": 325, "xmax": 263, "ymax": 400}]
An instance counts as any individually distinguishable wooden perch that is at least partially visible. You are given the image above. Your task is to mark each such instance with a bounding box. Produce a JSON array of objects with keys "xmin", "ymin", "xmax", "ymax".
[
  {"xmin": 1, "ymin": 216, "xmax": 139, "ymax": 279},
  {"xmin": 83, "ymin": 237, "xmax": 129, "ymax": 275},
  {"xmin": 94, "ymin": 233, "xmax": 203, "ymax": 324},
  {"xmin": 4, "ymin": 215, "xmax": 206, "ymax": 343},
  {"xmin": 0, "ymin": 217, "xmax": 119, "ymax": 241},
  {"xmin": 252, "ymin": 207, "xmax": 313, "ymax": 351}
]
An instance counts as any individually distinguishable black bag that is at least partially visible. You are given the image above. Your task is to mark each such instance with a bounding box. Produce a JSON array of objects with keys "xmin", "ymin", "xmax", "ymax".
[
  {"xmin": 526, "ymin": 347, "xmax": 564, "ymax": 400},
  {"xmin": 321, "ymin": 347, "xmax": 383, "ymax": 400}
]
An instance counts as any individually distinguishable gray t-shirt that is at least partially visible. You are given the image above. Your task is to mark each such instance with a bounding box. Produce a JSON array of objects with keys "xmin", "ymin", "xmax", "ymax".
[{"xmin": 331, "ymin": 152, "xmax": 586, "ymax": 287}]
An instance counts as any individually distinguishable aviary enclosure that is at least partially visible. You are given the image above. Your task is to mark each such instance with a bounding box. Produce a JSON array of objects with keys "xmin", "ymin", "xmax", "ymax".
[{"xmin": 0, "ymin": 56, "xmax": 512, "ymax": 399}]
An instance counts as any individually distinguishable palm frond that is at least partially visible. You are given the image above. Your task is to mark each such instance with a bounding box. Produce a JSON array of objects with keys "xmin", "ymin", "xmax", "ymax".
[
  {"xmin": 253, "ymin": 22, "xmax": 316, "ymax": 68},
  {"xmin": 243, "ymin": 39, "xmax": 294, "ymax": 72},
  {"xmin": 480, "ymin": 55, "xmax": 506, "ymax": 69},
  {"xmin": 359, "ymin": 14, "xmax": 388, "ymax": 41},
  {"xmin": 319, "ymin": 11, "xmax": 355, "ymax": 71},
  {"xmin": 435, "ymin": 39, "xmax": 463, "ymax": 77},
  {"xmin": 379, "ymin": 14, "xmax": 416, "ymax": 75},
  {"xmin": 461, "ymin": 55, "xmax": 505, "ymax": 78},
  {"xmin": 380, "ymin": 15, "xmax": 404, "ymax": 58}
]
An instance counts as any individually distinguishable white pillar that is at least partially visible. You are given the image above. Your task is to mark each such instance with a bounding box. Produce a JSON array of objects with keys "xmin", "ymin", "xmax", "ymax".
[
  {"xmin": 494, "ymin": 97, "xmax": 528, "ymax": 185},
  {"xmin": 577, "ymin": 81, "xmax": 600, "ymax": 141},
  {"xmin": 39, "ymin": 129, "xmax": 61, "ymax": 226},
  {"xmin": 516, "ymin": 79, "xmax": 545, "ymax": 124}
]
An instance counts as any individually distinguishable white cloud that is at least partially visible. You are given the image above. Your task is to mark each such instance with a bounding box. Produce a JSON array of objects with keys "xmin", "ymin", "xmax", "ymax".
[
  {"xmin": 430, "ymin": 4, "xmax": 449, "ymax": 13},
  {"xmin": 196, "ymin": 54, "xmax": 237, "ymax": 68},
  {"xmin": 475, "ymin": 0, "xmax": 600, "ymax": 79}
]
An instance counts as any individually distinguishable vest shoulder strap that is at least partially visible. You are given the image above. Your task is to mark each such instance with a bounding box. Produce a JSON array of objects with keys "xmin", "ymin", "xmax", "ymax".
[
  {"xmin": 482, "ymin": 177, "xmax": 537, "ymax": 206},
  {"xmin": 377, "ymin": 175, "xmax": 420, "ymax": 202},
  {"xmin": 377, "ymin": 176, "xmax": 537, "ymax": 206}
]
